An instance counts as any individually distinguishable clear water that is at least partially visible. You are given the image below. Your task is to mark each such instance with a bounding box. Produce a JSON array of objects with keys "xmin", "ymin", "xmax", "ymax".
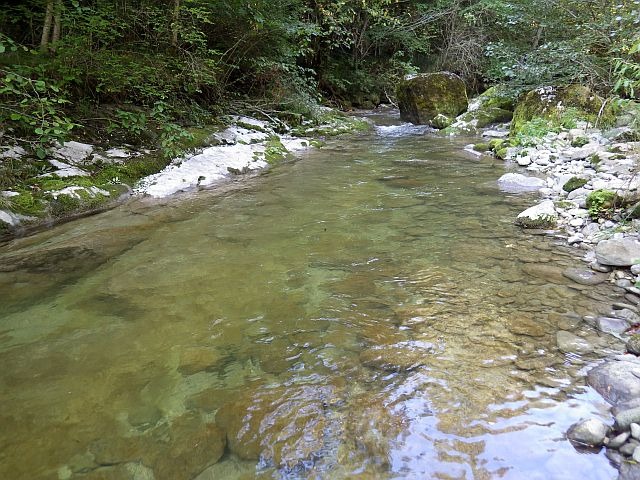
[{"xmin": 0, "ymin": 112, "xmax": 623, "ymax": 479}]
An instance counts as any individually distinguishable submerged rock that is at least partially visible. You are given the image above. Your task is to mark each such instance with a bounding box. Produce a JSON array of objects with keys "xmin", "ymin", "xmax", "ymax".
[
  {"xmin": 154, "ymin": 412, "xmax": 226, "ymax": 480},
  {"xmin": 566, "ymin": 418, "xmax": 609, "ymax": 447},
  {"xmin": 177, "ymin": 347, "xmax": 224, "ymax": 375},
  {"xmin": 556, "ymin": 330, "xmax": 593, "ymax": 354},
  {"xmin": 359, "ymin": 340, "xmax": 435, "ymax": 372},
  {"xmin": 215, "ymin": 384, "xmax": 339, "ymax": 468},
  {"xmin": 588, "ymin": 357, "xmax": 640, "ymax": 405},
  {"xmin": 396, "ymin": 72, "xmax": 468, "ymax": 126},
  {"xmin": 562, "ymin": 267, "xmax": 607, "ymax": 285},
  {"xmin": 515, "ymin": 200, "xmax": 558, "ymax": 229}
]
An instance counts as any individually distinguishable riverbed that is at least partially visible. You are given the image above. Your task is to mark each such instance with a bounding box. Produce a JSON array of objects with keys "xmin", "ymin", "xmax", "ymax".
[{"xmin": 0, "ymin": 112, "xmax": 624, "ymax": 479}]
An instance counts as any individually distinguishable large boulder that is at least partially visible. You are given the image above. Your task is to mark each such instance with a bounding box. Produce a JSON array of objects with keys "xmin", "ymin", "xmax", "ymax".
[
  {"xmin": 596, "ymin": 237, "xmax": 640, "ymax": 266},
  {"xmin": 443, "ymin": 85, "xmax": 515, "ymax": 135},
  {"xmin": 396, "ymin": 72, "xmax": 468, "ymax": 126},
  {"xmin": 511, "ymin": 85, "xmax": 612, "ymax": 135},
  {"xmin": 587, "ymin": 357, "xmax": 640, "ymax": 406}
]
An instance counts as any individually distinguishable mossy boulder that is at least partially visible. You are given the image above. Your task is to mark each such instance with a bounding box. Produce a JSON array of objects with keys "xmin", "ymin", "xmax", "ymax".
[
  {"xmin": 442, "ymin": 84, "xmax": 515, "ymax": 135},
  {"xmin": 511, "ymin": 85, "xmax": 612, "ymax": 136},
  {"xmin": 396, "ymin": 72, "xmax": 468, "ymax": 126},
  {"xmin": 562, "ymin": 177, "xmax": 588, "ymax": 193}
]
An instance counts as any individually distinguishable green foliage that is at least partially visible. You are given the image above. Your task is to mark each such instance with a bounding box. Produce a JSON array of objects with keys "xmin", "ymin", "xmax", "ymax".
[{"xmin": 586, "ymin": 189, "xmax": 619, "ymax": 219}]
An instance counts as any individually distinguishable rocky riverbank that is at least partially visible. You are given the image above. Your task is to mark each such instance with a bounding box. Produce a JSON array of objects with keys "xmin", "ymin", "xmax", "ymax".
[
  {"xmin": 0, "ymin": 110, "xmax": 370, "ymax": 238},
  {"xmin": 454, "ymin": 89, "xmax": 640, "ymax": 478}
]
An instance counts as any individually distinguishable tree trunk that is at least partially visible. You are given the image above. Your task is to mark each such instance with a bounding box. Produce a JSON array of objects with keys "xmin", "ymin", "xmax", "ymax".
[
  {"xmin": 51, "ymin": 0, "xmax": 63, "ymax": 48},
  {"xmin": 171, "ymin": 0, "xmax": 181, "ymax": 47},
  {"xmin": 40, "ymin": 0, "xmax": 54, "ymax": 52}
]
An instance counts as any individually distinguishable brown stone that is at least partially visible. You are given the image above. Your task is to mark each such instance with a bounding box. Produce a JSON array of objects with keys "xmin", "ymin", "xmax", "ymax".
[
  {"xmin": 154, "ymin": 412, "xmax": 226, "ymax": 480},
  {"xmin": 359, "ymin": 341, "xmax": 434, "ymax": 372},
  {"xmin": 216, "ymin": 384, "xmax": 339, "ymax": 468},
  {"xmin": 177, "ymin": 347, "xmax": 224, "ymax": 375}
]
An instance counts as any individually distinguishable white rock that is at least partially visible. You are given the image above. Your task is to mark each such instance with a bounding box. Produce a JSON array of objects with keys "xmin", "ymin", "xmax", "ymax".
[
  {"xmin": 497, "ymin": 173, "xmax": 546, "ymax": 193},
  {"xmin": 48, "ymin": 159, "xmax": 90, "ymax": 177},
  {"xmin": 516, "ymin": 200, "xmax": 558, "ymax": 228},
  {"xmin": 53, "ymin": 141, "xmax": 94, "ymax": 164},
  {"xmin": 0, "ymin": 146, "xmax": 27, "ymax": 159},
  {"xmin": 517, "ymin": 156, "xmax": 532, "ymax": 166},
  {"xmin": 1, "ymin": 191, "xmax": 19, "ymax": 198}
]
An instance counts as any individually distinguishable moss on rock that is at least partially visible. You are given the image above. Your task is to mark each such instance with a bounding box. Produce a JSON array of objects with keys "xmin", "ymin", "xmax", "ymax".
[
  {"xmin": 562, "ymin": 177, "xmax": 588, "ymax": 192},
  {"xmin": 511, "ymin": 85, "xmax": 613, "ymax": 137},
  {"xmin": 396, "ymin": 72, "xmax": 468, "ymax": 126}
]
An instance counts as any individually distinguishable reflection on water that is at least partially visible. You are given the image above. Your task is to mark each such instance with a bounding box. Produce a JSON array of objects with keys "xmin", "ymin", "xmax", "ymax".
[{"xmin": 0, "ymin": 115, "xmax": 622, "ymax": 479}]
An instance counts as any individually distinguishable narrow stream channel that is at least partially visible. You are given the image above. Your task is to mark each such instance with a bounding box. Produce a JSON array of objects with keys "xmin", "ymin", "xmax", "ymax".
[{"xmin": 0, "ymin": 111, "xmax": 624, "ymax": 479}]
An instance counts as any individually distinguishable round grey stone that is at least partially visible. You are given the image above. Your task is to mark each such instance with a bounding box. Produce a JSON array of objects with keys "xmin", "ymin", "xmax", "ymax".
[
  {"xmin": 562, "ymin": 267, "xmax": 607, "ymax": 285},
  {"xmin": 608, "ymin": 431, "xmax": 631, "ymax": 448},
  {"xmin": 566, "ymin": 418, "xmax": 609, "ymax": 447}
]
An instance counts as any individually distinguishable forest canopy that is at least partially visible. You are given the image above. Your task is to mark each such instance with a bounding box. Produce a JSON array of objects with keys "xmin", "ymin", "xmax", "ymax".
[{"xmin": 1, "ymin": 0, "xmax": 639, "ymax": 154}]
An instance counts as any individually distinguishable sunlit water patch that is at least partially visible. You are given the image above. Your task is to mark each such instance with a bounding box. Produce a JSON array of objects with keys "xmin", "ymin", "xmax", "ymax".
[{"xmin": 0, "ymin": 112, "xmax": 623, "ymax": 480}]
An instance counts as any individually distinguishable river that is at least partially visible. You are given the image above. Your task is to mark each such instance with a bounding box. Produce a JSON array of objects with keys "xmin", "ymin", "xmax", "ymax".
[{"xmin": 0, "ymin": 111, "xmax": 622, "ymax": 479}]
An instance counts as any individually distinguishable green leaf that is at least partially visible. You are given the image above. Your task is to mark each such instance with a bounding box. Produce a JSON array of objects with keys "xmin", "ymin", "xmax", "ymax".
[
  {"xmin": 0, "ymin": 44, "xmax": 5, "ymax": 54},
  {"xmin": 35, "ymin": 147, "xmax": 47, "ymax": 159},
  {"xmin": 9, "ymin": 113, "xmax": 21, "ymax": 120},
  {"xmin": 34, "ymin": 127, "xmax": 44, "ymax": 135}
]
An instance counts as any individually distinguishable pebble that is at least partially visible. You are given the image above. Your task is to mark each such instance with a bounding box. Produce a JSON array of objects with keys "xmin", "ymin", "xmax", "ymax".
[
  {"xmin": 634, "ymin": 446, "xmax": 640, "ymax": 462},
  {"xmin": 620, "ymin": 439, "xmax": 640, "ymax": 456},
  {"xmin": 613, "ymin": 303, "xmax": 639, "ymax": 313},
  {"xmin": 624, "ymin": 294, "xmax": 640, "ymax": 305},
  {"xmin": 608, "ymin": 431, "xmax": 631, "ymax": 448},
  {"xmin": 632, "ymin": 423, "xmax": 640, "ymax": 440},
  {"xmin": 632, "ymin": 265, "xmax": 640, "ymax": 275}
]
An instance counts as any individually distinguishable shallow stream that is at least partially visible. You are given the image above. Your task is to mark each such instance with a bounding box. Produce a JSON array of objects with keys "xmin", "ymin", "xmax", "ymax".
[{"xmin": 0, "ymin": 112, "xmax": 626, "ymax": 479}]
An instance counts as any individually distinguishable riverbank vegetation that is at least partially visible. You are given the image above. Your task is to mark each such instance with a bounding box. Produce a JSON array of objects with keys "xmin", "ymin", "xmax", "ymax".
[{"xmin": 2, "ymin": 0, "xmax": 638, "ymax": 156}]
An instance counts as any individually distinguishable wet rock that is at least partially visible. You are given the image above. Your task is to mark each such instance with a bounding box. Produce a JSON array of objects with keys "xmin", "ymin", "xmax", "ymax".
[
  {"xmin": 607, "ymin": 431, "xmax": 630, "ymax": 448},
  {"xmin": 497, "ymin": 173, "xmax": 546, "ymax": 193},
  {"xmin": 215, "ymin": 384, "xmax": 338, "ymax": 468},
  {"xmin": 0, "ymin": 245, "xmax": 101, "ymax": 274},
  {"xmin": 556, "ymin": 331, "xmax": 594, "ymax": 354},
  {"xmin": 605, "ymin": 448, "xmax": 624, "ymax": 467},
  {"xmin": 625, "ymin": 294, "xmax": 640, "ymax": 306},
  {"xmin": 177, "ymin": 347, "xmax": 224, "ymax": 375},
  {"xmin": 566, "ymin": 418, "xmax": 609, "ymax": 447},
  {"xmin": 516, "ymin": 200, "xmax": 557, "ymax": 229},
  {"xmin": 614, "ymin": 308, "xmax": 640, "ymax": 324},
  {"xmin": 616, "ymin": 407, "xmax": 640, "ymax": 431},
  {"xmin": 359, "ymin": 340, "xmax": 435, "ymax": 372},
  {"xmin": 596, "ymin": 238, "xmax": 640, "ymax": 266},
  {"xmin": 562, "ymin": 268, "xmax": 607, "ymax": 285},
  {"xmin": 597, "ymin": 317, "xmax": 630, "ymax": 335},
  {"xmin": 632, "ymin": 423, "xmax": 640, "ymax": 440},
  {"xmin": 619, "ymin": 439, "xmax": 640, "ymax": 456},
  {"xmin": 627, "ymin": 335, "xmax": 640, "ymax": 355},
  {"xmin": 154, "ymin": 412, "xmax": 226, "ymax": 480},
  {"xmin": 620, "ymin": 461, "xmax": 640, "ymax": 480},
  {"xmin": 588, "ymin": 358, "xmax": 640, "ymax": 405}
]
